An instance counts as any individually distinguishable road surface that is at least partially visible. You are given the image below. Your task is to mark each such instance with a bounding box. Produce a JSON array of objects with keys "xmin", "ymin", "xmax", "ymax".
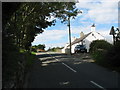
[{"xmin": 25, "ymin": 52, "xmax": 120, "ymax": 89}]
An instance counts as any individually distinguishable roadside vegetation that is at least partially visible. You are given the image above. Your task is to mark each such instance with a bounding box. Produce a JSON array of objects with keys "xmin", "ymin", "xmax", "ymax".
[
  {"xmin": 47, "ymin": 47, "xmax": 64, "ymax": 52},
  {"xmin": 90, "ymin": 40, "xmax": 120, "ymax": 72},
  {"xmin": 90, "ymin": 26, "xmax": 120, "ymax": 72},
  {"xmin": 31, "ymin": 44, "xmax": 46, "ymax": 53},
  {"xmin": 89, "ymin": 40, "xmax": 112, "ymax": 66},
  {"xmin": 2, "ymin": 2, "xmax": 80, "ymax": 88},
  {"xmin": 3, "ymin": 48, "xmax": 37, "ymax": 88}
]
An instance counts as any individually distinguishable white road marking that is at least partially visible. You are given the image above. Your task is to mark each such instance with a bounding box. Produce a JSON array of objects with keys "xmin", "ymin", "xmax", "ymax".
[
  {"xmin": 62, "ymin": 63, "xmax": 77, "ymax": 73},
  {"xmin": 42, "ymin": 52, "xmax": 108, "ymax": 89},
  {"xmin": 90, "ymin": 81, "xmax": 106, "ymax": 90},
  {"xmin": 47, "ymin": 52, "xmax": 77, "ymax": 73}
]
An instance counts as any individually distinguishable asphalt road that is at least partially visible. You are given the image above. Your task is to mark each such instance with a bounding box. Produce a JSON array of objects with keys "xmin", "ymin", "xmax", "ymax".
[{"xmin": 25, "ymin": 52, "xmax": 120, "ymax": 89}]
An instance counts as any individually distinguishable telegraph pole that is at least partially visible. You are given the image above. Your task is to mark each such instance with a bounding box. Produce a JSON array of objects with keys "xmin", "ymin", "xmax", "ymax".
[{"xmin": 68, "ymin": 16, "xmax": 72, "ymax": 55}]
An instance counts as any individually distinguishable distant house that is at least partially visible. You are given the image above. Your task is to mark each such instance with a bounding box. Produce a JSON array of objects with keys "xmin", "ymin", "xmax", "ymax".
[{"xmin": 62, "ymin": 24, "xmax": 106, "ymax": 53}]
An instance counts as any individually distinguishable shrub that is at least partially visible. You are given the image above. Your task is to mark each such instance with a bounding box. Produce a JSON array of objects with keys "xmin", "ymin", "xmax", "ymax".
[
  {"xmin": 89, "ymin": 40, "xmax": 112, "ymax": 54},
  {"xmin": 105, "ymin": 42, "xmax": 120, "ymax": 67},
  {"xmin": 92, "ymin": 49, "xmax": 110, "ymax": 66},
  {"xmin": 89, "ymin": 40, "xmax": 113, "ymax": 66}
]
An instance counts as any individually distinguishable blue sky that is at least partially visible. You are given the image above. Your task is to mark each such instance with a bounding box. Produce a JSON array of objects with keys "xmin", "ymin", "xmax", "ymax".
[{"xmin": 32, "ymin": 0, "xmax": 119, "ymax": 50}]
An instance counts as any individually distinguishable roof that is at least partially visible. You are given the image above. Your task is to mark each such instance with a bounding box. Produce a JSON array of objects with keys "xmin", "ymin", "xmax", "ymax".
[
  {"xmin": 67, "ymin": 32, "xmax": 92, "ymax": 47},
  {"xmin": 91, "ymin": 24, "xmax": 95, "ymax": 27}
]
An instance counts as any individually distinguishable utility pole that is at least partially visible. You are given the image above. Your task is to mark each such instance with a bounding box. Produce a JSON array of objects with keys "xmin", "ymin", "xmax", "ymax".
[
  {"xmin": 68, "ymin": 16, "xmax": 72, "ymax": 55},
  {"xmin": 67, "ymin": 10, "xmax": 82, "ymax": 55}
]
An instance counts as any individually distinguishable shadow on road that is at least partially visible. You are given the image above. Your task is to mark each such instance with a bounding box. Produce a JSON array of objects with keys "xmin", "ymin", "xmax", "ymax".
[{"xmin": 24, "ymin": 52, "xmax": 120, "ymax": 88}]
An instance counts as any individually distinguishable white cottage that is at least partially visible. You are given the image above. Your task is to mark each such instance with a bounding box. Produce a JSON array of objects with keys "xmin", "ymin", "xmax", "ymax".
[{"xmin": 62, "ymin": 24, "xmax": 105, "ymax": 53}]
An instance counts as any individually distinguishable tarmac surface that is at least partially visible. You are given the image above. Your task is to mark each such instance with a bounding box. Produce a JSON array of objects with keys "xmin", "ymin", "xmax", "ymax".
[{"xmin": 24, "ymin": 52, "xmax": 120, "ymax": 89}]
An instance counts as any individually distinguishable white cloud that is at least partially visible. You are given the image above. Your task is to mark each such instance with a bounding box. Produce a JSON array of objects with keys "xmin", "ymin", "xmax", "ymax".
[
  {"xmin": 76, "ymin": 0, "xmax": 119, "ymax": 24},
  {"xmin": 32, "ymin": 29, "xmax": 68, "ymax": 45},
  {"xmin": 32, "ymin": 29, "xmax": 69, "ymax": 50},
  {"xmin": 71, "ymin": 25, "xmax": 91, "ymax": 34}
]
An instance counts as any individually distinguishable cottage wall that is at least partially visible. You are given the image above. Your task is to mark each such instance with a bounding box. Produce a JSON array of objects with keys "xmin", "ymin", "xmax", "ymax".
[
  {"xmin": 71, "ymin": 43, "xmax": 79, "ymax": 53},
  {"xmin": 85, "ymin": 32, "xmax": 105, "ymax": 52},
  {"xmin": 84, "ymin": 39, "xmax": 91, "ymax": 52}
]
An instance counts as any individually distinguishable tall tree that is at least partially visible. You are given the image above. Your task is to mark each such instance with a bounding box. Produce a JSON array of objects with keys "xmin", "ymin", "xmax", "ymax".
[
  {"xmin": 110, "ymin": 26, "xmax": 116, "ymax": 45},
  {"xmin": 3, "ymin": 2, "xmax": 80, "ymax": 51},
  {"xmin": 110, "ymin": 26, "xmax": 120, "ymax": 45},
  {"xmin": 116, "ymin": 28, "xmax": 120, "ymax": 42}
]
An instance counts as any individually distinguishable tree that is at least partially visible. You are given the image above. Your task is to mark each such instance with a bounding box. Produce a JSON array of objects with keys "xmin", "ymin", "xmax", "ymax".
[
  {"xmin": 31, "ymin": 44, "xmax": 45, "ymax": 52},
  {"xmin": 110, "ymin": 26, "xmax": 116, "ymax": 45},
  {"xmin": 116, "ymin": 28, "xmax": 120, "ymax": 42},
  {"xmin": 3, "ymin": 2, "xmax": 81, "ymax": 87},
  {"xmin": 110, "ymin": 26, "xmax": 120, "ymax": 45},
  {"xmin": 37, "ymin": 44, "xmax": 45, "ymax": 50},
  {"xmin": 3, "ymin": 2, "xmax": 80, "ymax": 51}
]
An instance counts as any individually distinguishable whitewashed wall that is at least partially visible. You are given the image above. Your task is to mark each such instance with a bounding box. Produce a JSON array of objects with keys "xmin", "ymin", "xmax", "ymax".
[{"xmin": 85, "ymin": 31, "xmax": 105, "ymax": 52}]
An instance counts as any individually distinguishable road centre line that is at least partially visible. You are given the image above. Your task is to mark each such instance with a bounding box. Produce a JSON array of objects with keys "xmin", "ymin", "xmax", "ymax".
[
  {"xmin": 62, "ymin": 62, "xmax": 77, "ymax": 73},
  {"xmin": 47, "ymin": 52, "xmax": 77, "ymax": 73},
  {"xmin": 90, "ymin": 81, "xmax": 106, "ymax": 90},
  {"xmin": 42, "ymin": 52, "xmax": 107, "ymax": 89}
]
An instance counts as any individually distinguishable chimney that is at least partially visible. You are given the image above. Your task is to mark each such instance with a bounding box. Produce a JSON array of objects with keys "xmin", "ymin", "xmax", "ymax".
[
  {"xmin": 80, "ymin": 31, "xmax": 84, "ymax": 38},
  {"xmin": 91, "ymin": 24, "xmax": 95, "ymax": 32},
  {"xmin": 72, "ymin": 36, "xmax": 76, "ymax": 42}
]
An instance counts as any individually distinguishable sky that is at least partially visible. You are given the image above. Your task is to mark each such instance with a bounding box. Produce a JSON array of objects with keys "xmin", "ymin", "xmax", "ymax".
[{"xmin": 32, "ymin": 0, "xmax": 119, "ymax": 50}]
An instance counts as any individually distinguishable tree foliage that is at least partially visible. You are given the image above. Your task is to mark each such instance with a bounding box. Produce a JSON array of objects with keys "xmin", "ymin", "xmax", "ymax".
[
  {"xmin": 31, "ymin": 44, "xmax": 46, "ymax": 52},
  {"xmin": 3, "ymin": 2, "xmax": 79, "ymax": 51},
  {"xmin": 3, "ymin": 2, "xmax": 80, "ymax": 87},
  {"xmin": 105, "ymin": 42, "xmax": 120, "ymax": 67},
  {"xmin": 110, "ymin": 26, "xmax": 120, "ymax": 45},
  {"xmin": 47, "ymin": 47, "xmax": 63, "ymax": 52}
]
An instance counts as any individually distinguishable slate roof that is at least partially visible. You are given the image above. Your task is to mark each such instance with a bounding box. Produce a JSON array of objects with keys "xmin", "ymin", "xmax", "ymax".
[{"xmin": 67, "ymin": 32, "xmax": 92, "ymax": 47}]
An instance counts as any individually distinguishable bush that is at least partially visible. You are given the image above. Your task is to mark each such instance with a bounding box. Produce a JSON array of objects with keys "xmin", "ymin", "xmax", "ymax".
[
  {"xmin": 89, "ymin": 40, "xmax": 112, "ymax": 53},
  {"xmin": 91, "ymin": 49, "xmax": 110, "ymax": 66},
  {"xmin": 89, "ymin": 40, "xmax": 112, "ymax": 66},
  {"xmin": 90, "ymin": 40, "xmax": 120, "ymax": 71},
  {"xmin": 105, "ymin": 42, "xmax": 120, "ymax": 67}
]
